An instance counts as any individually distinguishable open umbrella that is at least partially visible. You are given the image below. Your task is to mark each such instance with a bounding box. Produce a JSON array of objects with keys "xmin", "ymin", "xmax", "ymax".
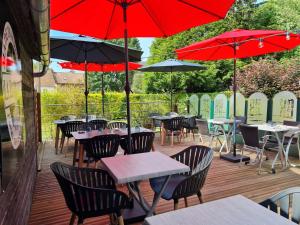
[
  {"xmin": 59, "ymin": 61, "xmax": 141, "ymax": 115},
  {"xmin": 50, "ymin": 0, "xmax": 235, "ymax": 154},
  {"xmin": 139, "ymin": 59, "xmax": 206, "ymax": 111},
  {"xmin": 176, "ymin": 29, "xmax": 300, "ymax": 162},
  {"xmin": 50, "ymin": 35, "xmax": 142, "ymax": 122}
]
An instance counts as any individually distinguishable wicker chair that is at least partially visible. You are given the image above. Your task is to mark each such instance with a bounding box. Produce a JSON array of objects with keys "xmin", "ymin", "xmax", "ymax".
[
  {"xmin": 182, "ymin": 116, "xmax": 198, "ymax": 140},
  {"xmin": 164, "ymin": 117, "xmax": 184, "ymax": 146},
  {"xmin": 107, "ymin": 122, "xmax": 128, "ymax": 129},
  {"xmin": 150, "ymin": 145, "xmax": 213, "ymax": 210},
  {"xmin": 260, "ymin": 187, "xmax": 300, "ymax": 223},
  {"xmin": 196, "ymin": 119, "xmax": 222, "ymax": 147},
  {"xmin": 120, "ymin": 132, "xmax": 155, "ymax": 154},
  {"xmin": 50, "ymin": 162, "xmax": 132, "ymax": 225},
  {"xmin": 90, "ymin": 119, "xmax": 108, "ymax": 130},
  {"xmin": 60, "ymin": 121, "xmax": 83, "ymax": 155},
  {"xmin": 83, "ymin": 134, "xmax": 120, "ymax": 164}
]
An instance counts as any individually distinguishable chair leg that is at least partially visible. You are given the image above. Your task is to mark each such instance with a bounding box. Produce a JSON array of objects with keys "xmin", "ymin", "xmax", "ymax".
[
  {"xmin": 197, "ymin": 191, "xmax": 203, "ymax": 203},
  {"xmin": 171, "ymin": 131, "xmax": 174, "ymax": 146},
  {"xmin": 174, "ymin": 199, "xmax": 179, "ymax": 210},
  {"xmin": 65, "ymin": 138, "xmax": 70, "ymax": 157},
  {"xmin": 69, "ymin": 213, "xmax": 76, "ymax": 225},
  {"xmin": 60, "ymin": 135, "xmax": 65, "ymax": 153},
  {"xmin": 117, "ymin": 216, "xmax": 124, "ymax": 225},
  {"xmin": 184, "ymin": 197, "xmax": 188, "ymax": 207},
  {"xmin": 199, "ymin": 133, "xmax": 203, "ymax": 143}
]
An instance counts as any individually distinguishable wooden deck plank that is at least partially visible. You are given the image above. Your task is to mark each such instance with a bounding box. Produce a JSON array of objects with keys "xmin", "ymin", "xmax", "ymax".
[{"xmin": 29, "ymin": 136, "xmax": 300, "ymax": 225}]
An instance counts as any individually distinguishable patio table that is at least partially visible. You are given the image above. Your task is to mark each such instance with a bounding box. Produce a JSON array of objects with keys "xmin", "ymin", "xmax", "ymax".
[
  {"xmin": 208, "ymin": 118, "xmax": 240, "ymax": 153},
  {"xmin": 53, "ymin": 118, "xmax": 108, "ymax": 154},
  {"xmin": 143, "ymin": 195, "xmax": 295, "ymax": 225},
  {"xmin": 149, "ymin": 115, "xmax": 195, "ymax": 145},
  {"xmin": 101, "ymin": 152, "xmax": 190, "ymax": 223},
  {"xmin": 250, "ymin": 124, "xmax": 299, "ymax": 172},
  {"xmin": 71, "ymin": 127, "xmax": 154, "ymax": 167}
]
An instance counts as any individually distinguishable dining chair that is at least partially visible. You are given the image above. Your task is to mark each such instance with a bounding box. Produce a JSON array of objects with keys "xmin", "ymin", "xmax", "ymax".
[
  {"xmin": 60, "ymin": 120, "xmax": 84, "ymax": 156},
  {"xmin": 150, "ymin": 145, "xmax": 213, "ymax": 210},
  {"xmin": 90, "ymin": 119, "xmax": 108, "ymax": 130},
  {"xmin": 164, "ymin": 117, "xmax": 184, "ymax": 146},
  {"xmin": 83, "ymin": 134, "xmax": 120, "ymax": 166},
  {"xmin": 195, "ymin": 119, "xmax": 222, "ymax": 147},
  {"xmin": 260, "ymin": 187, "xmax": 300, "ymax": 223},
  {"xmin": 107, "ymin": 122, "xmax": 128, "ymax": 129},
  {"xmin": 149, "ymin": 112, "xmax": 162, "ymax": 134},
  {"xmin": 50, "ymin": 162, "xmax": 132, "ymax": 225},
  {"xmin": 120, "ymin": 132, "xmax": 155, "ymax": 154},
  {"xmin": 182, "ymin": 116, "xmax": 198, "ymax": 141},
  {"xmin": 239, "ymin": 124, "xmax": 277, "ymax": 173}
]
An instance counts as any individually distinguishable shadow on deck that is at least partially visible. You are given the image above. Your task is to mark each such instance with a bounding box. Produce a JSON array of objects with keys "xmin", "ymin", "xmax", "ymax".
[{"xmin": 29, "ymin": 135, "xmax": 300, "ymax": 225}]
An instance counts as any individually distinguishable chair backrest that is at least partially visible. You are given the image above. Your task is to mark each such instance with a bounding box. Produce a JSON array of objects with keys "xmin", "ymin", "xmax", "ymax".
[
  {"xmin": 60, "ymin": 121, "xmax": 84, "ymax": 137},
  {"xmin": 122, "ymin": 132, "xmax": 155, "ymax": 155},
  {"xmin": 107, "ymin": 122, "xmax": 127, "ymax": 129},
  {"xmin": 78, "ymin": 122, "xmax": 96, "ymax": 131},
  {"xmin": 83, "ymin": 134, "xmax": 120, "ymax": 161},
  {"xmin": 240, "ymin": 124, "xmax": 260, "ymax": 148},
  {"xmin": 183, "ymin": 116, "xmax": 197, "ymax": 129},
  {"xmin": 165, "ymin": 112, "xmax": 179, "ymax": 117},
  {"xmin": 171, "ymin": 145, "xmax": 213, "ymax": 199},
  {"xmin": 196, "ymin": 119, "xmax": 210, "ymax": 136},
  {"xmin": 90, "ymin": 119, "xmax": 108, "ymax": 130},
  {"xmin": 164, "ymin": 117, "xmax": 183, "ymax": 131},
  {"xmin": 50, "ymin": 162, "xmax": 131, "ymax": 220},
  {"xmin": 149, "ymin": 113, "xmax": 161, "ymax": 127},
  {"xmin": 283, "ymin": 120, "xmax": 300, "ymax": 127},
  {"xmin": 260, "ymin": 187, "xmax": 300, "ymax": 223}
]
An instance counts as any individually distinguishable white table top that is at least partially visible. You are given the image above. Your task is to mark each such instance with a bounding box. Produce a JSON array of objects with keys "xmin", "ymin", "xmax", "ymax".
[
  {"xmin": 101, "ymin": 152, "xmax": 190, "ymax": 184},
  {"xmin": 54, "ymin": 118, "xmax": 108, "ymax": 124},
  {"xmin": 251, "ymin": 124, "xmax": 299, "ymax": 133},
  {"xmin": 144, "ymin": 195, "xmax": 295, "ymax": 225},
  {"xmin": 71, "ymin": 127, "xmax": 153, "ymax": 140},
  {"xmin": 208, "ymin": 118, "xmax": 239, "ymax": 125}
]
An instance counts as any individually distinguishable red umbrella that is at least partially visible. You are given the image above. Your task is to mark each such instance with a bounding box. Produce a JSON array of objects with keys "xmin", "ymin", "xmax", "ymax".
[
  {"xmin": 50, "ymin": 0, "xmax": 235, "ymax": 154},
  {"xmin": 59, "ymin": 62, "xmax": 141, "ymax": 115},
  {"xmin": 176, "ymin": 29, "xmax": 300, "ymax": 162},
  {"xmin": 0, "ymin": 57, "xmax": 15, "ymax": 67}
]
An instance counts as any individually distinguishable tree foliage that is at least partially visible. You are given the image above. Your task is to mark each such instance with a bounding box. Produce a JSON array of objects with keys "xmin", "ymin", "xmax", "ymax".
[
  {"xmin": 236, "ymin": 58, "xmax": 300, "ymax": 97},
  {"xmin": 88, "ymin": 38, "xmax": 142, "ymax": 92},
  {"xmin": 144, "ymin": 0, "xmax": 300, "ymax": 94}
]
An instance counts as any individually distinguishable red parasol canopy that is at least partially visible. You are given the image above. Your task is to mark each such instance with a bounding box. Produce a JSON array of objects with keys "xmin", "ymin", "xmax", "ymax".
[
  {"xmin": 59, "ymin": 62, "xmax": 141, "ymax": 72},
  {"xmin": 0, "ymin": 57, "xmax": 15, "ymax": 67},
  {"xmin": 176, "ymin": 29, "xmax": 300, "ymax": 60},
  {"xmin": 51, "ymin": 0, "xmax": 235, "ymax": 39}
]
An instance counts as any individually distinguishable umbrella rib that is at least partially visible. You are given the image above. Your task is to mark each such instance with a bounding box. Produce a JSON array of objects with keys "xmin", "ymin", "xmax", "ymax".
[
  {"xmin": 74, "ymin": 42, "xmax": 85, "ymax": 63},
  {"xmin": 94, "ymin": 44, "xmax": 115, "ymax": 64},
  {"xmin": 51, "ymin": 0, "xmax": 87, "ymax": 20},
  {"xmin": 177, "ymin": 0, "xmax": 223, "ymax": 19},
  {"xmin": 139, "ymin": 1, "xmax": 168, "ymax": 37},
  {"xmin": 104, "ymin": 1, "xmax": 117, "ymax": 39}
]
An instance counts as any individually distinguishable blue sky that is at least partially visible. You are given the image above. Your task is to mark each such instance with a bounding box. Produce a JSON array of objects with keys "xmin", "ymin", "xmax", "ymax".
[{"xmin": 50, "ymin": 30, "xmax": 153, "ymax": 72}]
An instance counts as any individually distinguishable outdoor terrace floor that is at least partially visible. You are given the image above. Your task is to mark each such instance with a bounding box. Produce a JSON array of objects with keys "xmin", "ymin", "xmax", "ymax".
[{"xmin": 29, "ymin": 135, "xmax": 300, "ymax": 225}]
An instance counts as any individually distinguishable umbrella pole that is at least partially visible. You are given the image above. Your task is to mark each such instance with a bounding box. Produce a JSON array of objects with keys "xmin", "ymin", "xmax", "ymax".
[
  {"xmin": 122, "ymin": 3, "xmax": 132, "ymax": 154},
  {"xmin": 170, "ymin": 70, "xmax": 173, "ymax": 112},
  {"xmin": 84, "ymin": 50, "xmax": 89, "ymax": 123},
  {"xmin": 101, "ymin": 73, "xmax": 105, "ymax": 116},
  {"xmin": 233, "ymin": 52, "xmax": 237, "ymax": 157}
]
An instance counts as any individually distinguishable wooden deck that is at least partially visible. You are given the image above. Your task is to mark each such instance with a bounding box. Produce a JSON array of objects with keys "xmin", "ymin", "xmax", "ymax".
[{"xmin": 29, "ymin": 135, "xmax": 300, "ymax": 225}]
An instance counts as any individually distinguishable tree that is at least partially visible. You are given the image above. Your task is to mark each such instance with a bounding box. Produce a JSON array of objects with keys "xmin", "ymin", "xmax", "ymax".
[
  {"xmin": 236, "ymin": 58, "xmax": 300, "ymax": 97},
  {"xmin": 88, "ymin": 38, "xmax": 141, "ymax": 92},
  {"xmin": 144, "ymin": 0, "xmax": 300, "ymax": 94}
]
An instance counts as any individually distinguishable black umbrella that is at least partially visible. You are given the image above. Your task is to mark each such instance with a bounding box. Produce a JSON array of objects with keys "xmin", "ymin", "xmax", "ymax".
[
  {"xmin": 50, "ymin": 35, "xmax": 142, "ymax": 122},
  {"xmin": 139, "ymin": 59, "xmax": 206, "ymax": 111}
]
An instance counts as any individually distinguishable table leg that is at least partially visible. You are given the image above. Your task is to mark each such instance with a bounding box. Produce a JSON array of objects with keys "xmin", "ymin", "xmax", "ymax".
[
  {"xmin": 54, "ymin": 125, "xmax": 60, "ymax": 154},
  {"xmin": 161, "ymin": 122, "xmax": 166, "ymax": 145},
  {"xmin": 127, "ymin": 175, "xmax": 171, "ymax": 217},
  {"xmin": 73, "ymin": 140, "xmax": 78, "ymax": 166},
  {"xmin": 78, "ymin": 143, "xmax": 84, "ymax": 168}
]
